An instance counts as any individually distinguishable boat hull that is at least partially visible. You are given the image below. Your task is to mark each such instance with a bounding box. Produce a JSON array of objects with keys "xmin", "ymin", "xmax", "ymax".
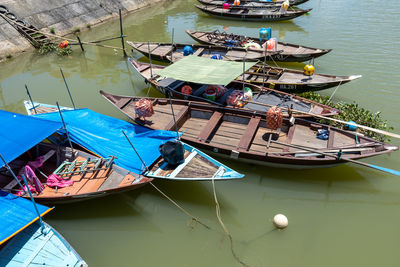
[
  {"xmin": 100, "ymin": 93, "xmax": 398, "ymax": 169},
  {"xmin": 195, "ymin": 5, "xmax": 311, "ymax": 22},
  {"xmin": 0, "ymin": 221, "xmax": 87, "ymax": 267}
]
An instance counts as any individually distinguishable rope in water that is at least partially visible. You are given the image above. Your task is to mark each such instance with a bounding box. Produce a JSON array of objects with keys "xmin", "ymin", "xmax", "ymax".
[
  {"xmin": 211, "ymin": 178, "xmax": 249, "ymax": 267},
  {"xmin": 149, "ymin": 182, "xmax": 211, "ymax": 229},
  {"xmin": 0, "ymin": 14, "xmax": 125, "ymax": 51}
]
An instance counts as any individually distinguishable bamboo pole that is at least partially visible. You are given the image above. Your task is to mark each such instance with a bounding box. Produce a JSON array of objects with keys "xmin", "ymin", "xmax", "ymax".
[
  {"xmin": 270, "ymin": 140, "xmax": 400, "ymax": 176},
  {"xmin": 25, "ymin": 84, "xmax": 37, "ymax": 114},
  {"xmin": 119, "ymin": 9, "xmax": 127, "ymax": 57},
  {"xmin": 245, "ymin": 99, "xmax": 400, "ymax": 140}
]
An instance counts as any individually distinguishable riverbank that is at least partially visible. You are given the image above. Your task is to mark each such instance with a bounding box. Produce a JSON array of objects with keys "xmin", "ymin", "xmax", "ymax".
[{"xmin": 0, "ymin": 0, "xmax": 167, "ymax": 60}]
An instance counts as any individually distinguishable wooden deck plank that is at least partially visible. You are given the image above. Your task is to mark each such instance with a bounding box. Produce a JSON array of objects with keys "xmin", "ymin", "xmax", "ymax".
[
  {"xmin": 197, "ymin": 112, "xmax": 223, "ymax": 142},
  {"xmin": 237, "ymin": 116, "xmax": 261, "ymax": 151},
  {"xmin": 164, "ymin": 106, "xmax": 189, "ymax": 131}
]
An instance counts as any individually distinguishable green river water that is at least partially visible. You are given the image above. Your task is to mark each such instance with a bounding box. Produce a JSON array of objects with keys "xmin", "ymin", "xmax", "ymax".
[{"xmin": 1, "ymin": 0, "xmax": 400, "ymax": 266}]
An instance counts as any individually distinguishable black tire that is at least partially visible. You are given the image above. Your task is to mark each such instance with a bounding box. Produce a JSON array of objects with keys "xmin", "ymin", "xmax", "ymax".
[
  {"xmin": 5, "ymin": 12, "xmax": 17, "ymax": 20},
  {"xmin": 0, "ymin": 5, "xmax": 8, "ymax": 14},
  {"xmin": 16, "ymin": 19, "xmax": 28, "ymax": 27}
]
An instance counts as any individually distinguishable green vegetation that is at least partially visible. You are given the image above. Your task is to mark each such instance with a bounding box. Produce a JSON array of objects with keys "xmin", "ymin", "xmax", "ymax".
[
  {"xmin": 38, "ymin": 42, "xmax": 72, "ymax": 56},
  {"xmin": 6, "ymin": 54, "xmax": 12, "ymax": 59},
  {"xmin": 49, "ymin": 27, "xmax": 55, "ymax": 34},
  {"xmin": 72, "ymin": 27, "xmax": 81, "ymax": 34},
  {"xmin": 299, "ymin": 92, "xmax": 393, "ymax": 142},
  {"xmin": 86, "ymin": 23, "xmax": 91, "ymax": 29}
]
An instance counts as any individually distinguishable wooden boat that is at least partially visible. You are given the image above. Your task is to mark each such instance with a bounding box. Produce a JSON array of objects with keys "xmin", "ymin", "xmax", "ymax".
[
  {"xmin": 127, "ymin": 58, "xmax": 340, "ymax": 117},
  {"xmin": 195, "ymin": 4, "xmax": 311, "ymax": 22},
  {"xmin": 202, "ymin": 0, "xmax": 309, "ymax": 5},
  {"xmin": 0, "ymin": 190, "xmax": 87, "ymax": 266},
  {"xmin": 100, "ymin": 94, "xmax": 398, "ymax": 169},
  {"xmin": 22, "ymin": 105, "xmax": 243, "ymax": 183},
  {"xmin": 198, "ymin": 0, "xmax": 307, "ymax": 9},
  {"xmin": 127, "ymin": 41, "xmax": 278, "ymax": 63},
  {"xmin": 0, "ymin": 221, "xmax": 87, "ymax": 266},
  {"xmin": 1, "ymin": 141, "xmax": 153, "ymax": 203},
  {"xmin": 186, "ymin": 29, "xmax": 331, "ymax": 63},
  {"xmin": 242, "ymin": 63, "xmax": 361, "ymax": 92}
]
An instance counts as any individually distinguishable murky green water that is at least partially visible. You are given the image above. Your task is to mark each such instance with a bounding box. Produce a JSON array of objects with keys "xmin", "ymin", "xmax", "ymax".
[{"xmin": 1, "ymin": 0, "xmax": 400, "ymax": 266}]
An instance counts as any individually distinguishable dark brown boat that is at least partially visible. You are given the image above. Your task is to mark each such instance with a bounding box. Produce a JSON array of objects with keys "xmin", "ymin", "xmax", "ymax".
[
  {"xmin": 195, "ymin": 4, "xmax": 311, "ymax": 22},
  {"xmin": 128, "ymin": 57, "xmax": 340, "ymax": 117},
  {"xmin": 100, "ymin": 92, "xmax": 398, "ymax": 169},
  {"xmin": 242, "ymin": 64, "xmax": 361, "ymax": 92},
  {"xmin": 186, "ymin": 29, "xmax": 331, "ymax": 63},
  {"xmin": 198, "ymin": 0, "xmax": 307, "ymax": 9},
  {"xmin": 127, "ymin": 41, "xmax": 277, "ymax": 62}
]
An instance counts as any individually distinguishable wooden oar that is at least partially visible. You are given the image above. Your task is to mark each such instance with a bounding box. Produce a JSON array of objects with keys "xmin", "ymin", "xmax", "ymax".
[
  {"xmin": 271, "ymin": 140, "xmax": 400, "ymax": 176},
  {"xmin": 246, "ymin": 100, "xmax": 400, "ymax": 139}
]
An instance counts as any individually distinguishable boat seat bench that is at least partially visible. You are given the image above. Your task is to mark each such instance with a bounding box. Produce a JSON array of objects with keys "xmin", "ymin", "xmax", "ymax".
[
  {"xmin": 237, "ymin": 116, "xmax": 261, "ymax": 151},
  {"xmin": 198, "ymin": 112, "xmax": 224, "ymax": 142}
]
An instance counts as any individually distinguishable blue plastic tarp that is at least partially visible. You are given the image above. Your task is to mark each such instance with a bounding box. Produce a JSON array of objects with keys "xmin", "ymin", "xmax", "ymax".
[
  {"xmin": 35, "ymin": 109, "xmax": 179, "ymax": 174},
  {"xmin": 0, "ymin": 110, "xmax": 62, "ymax": 168},
  {"xmin": 0, "ymin": 190, "xmax": 52, "ymax": 245}
]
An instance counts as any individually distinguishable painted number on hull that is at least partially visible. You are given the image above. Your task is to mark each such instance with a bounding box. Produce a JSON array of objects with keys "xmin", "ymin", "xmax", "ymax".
[
  {"xmin": 263, "ymin": 15, "xmax": 281, "ymax": 19},
  {"xmin": 279, "ymin": 84, "xmax": 296, "ymax": 90}
]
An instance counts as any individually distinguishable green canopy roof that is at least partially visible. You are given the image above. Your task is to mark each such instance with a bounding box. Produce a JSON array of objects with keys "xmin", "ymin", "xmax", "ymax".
[{"xmin": 156, "ymin": 56, "xmax": 257, "ymax": 86}]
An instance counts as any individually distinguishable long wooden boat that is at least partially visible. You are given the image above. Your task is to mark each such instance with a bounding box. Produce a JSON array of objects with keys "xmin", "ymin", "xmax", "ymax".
[
  {"xmin": 242, "ymin": 63, "xmax": 361, "ymax": 92},
  {"xmin": 101, "ymin": 94, "xmax": 398, "ymax": 169},
  {"xmin": 198, "ymin": 0, "xmax": 306, "ymax": 9},
  {"xmin": 195, "ymin": 4, "xmax": 311, "ymax": 22},
  {"xmin": 127, "ymin": 58, "xmax": 340, "ymax": 117},
  {"xmin": 129, "ymin": 57, "xmax": 359, "ymax": 96},
  {"xmin": 22, "ymin": 103, "xmax": 243, "ymax": 183},
  {"xmin": 127, "ymin": 41, "xmax": 278, "ymax": 62},
  {"xmin": 186, "ymin": 29, "xmax": 331, "ymax": 63},
  {"xmin": 0, "ymin": 190, "xmax": 87, "ymax": 266},
  {"xmin": 203, "ymin": 0, "xmax": 309, "ymax": 5}
]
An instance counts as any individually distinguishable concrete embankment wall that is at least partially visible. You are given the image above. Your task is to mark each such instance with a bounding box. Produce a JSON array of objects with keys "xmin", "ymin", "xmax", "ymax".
[{"xmin": 0, "ymin": 0, "xmax": 164, "ymax": 58}]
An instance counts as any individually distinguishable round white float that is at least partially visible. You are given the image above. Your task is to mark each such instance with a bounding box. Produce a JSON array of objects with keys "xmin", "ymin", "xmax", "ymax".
[{"xmin": 273, "ymin": 214, "xmax": 288, "ymax": 229}]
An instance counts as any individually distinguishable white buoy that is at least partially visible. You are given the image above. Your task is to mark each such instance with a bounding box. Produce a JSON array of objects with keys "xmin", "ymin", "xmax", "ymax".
[{"xmin": 273, "ymin": 214, "xmax": 288, "ymax": 229}]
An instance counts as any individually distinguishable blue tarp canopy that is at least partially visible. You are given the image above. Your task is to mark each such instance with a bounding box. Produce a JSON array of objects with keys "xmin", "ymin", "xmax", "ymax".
[
  {"xmin": 0, "ymin": 110, "xmax": 62, "ymax": 168},
  {"xmin": 0, "ymin": 190, "xmax": 52, "ymax": 245},
  {"xmin": 35, "ymin": 109, "xmax": 179, "ymax": 174}
]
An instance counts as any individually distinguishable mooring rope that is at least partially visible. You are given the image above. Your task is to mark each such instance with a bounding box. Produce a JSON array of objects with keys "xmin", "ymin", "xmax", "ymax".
[
  {"xmin": 211, "ymin": 178, "xmax": 249, "ymax": 267},
  {"xmin": 0, "ymin": 14, "xmax": 125, "ymax": 51},
  {"xmin": 149, "ymin": 182, "xmax": 211, "ymax": 229},
  {"xmin": 328, "ymin": 80, "xmax": 343, "ymax": 103}
]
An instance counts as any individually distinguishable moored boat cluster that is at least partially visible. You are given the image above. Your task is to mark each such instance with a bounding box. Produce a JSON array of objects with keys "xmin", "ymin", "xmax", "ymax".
[{"xmin": 0, "ymin": 0, "xmax": 399, "ymax": 265}]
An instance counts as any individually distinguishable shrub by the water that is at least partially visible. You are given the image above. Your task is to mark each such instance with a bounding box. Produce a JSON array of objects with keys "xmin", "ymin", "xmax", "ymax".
[
  {"xmin": 38, "ymin": 41, "xmax": 72, "ymax": 56},
  {"xmin": 299, "ymin": 92, "xmax": 393, "ymax": 142}
]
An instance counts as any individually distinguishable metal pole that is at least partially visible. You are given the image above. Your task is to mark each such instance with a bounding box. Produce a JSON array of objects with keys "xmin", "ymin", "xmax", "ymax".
[
  {"xmin": 56, "ymin": 102, "xmax": 75, "ymax": 156},
  {"xmin": 122, "ymin": 130, "xmax": 149, "ymax": 172},
  {"xmin": 76, "ymin": 36, "xmax": 85, "ymax": 52},
  {"xmin": 25, "ymin": 84, "xmax": 37, "ymax": 114},
  {"xmin": 167, "ymin": 91, "xmax": 180, "ymax": 140},
  {"xmin": 119, "ymin": 9, "xmax": 127, "ymax": 57},
  {"xmin": 170, "ymin": 28, "xmax": 174, "ymax": 64},
  {"xmin": 242, "ymin": 56, "xmax": 245, "ymax": 90},
  {"xmin": 0, "ymin": 153, "xmax": 26, "ymax": 194},
  {"xmin": 59, "ymin": 68, "xmax": 76, "ymax": 109},
  {"xmin": 147, "ymin": 41, "xmax": 153, "ymax": 79},
  {"xmin": 20, "ymin": 174, "xmax": 44, "ymax": 230},
  {"xmin": 262, "ymin": 43, "xmax": 267, "ymax": 89}
]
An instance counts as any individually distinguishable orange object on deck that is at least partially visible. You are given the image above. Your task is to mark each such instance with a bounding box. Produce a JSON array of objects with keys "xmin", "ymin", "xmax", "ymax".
[
  {"xmin": 134, "ymin": 99, "xmax": 154, "ymax": 118},
  {"xmin": 266, "ymin": 106, "xmax": 283, "ymax": 130},
  {"xmin": 181, "ymin": 85, "xmax": 193, "ymax": 95}
]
